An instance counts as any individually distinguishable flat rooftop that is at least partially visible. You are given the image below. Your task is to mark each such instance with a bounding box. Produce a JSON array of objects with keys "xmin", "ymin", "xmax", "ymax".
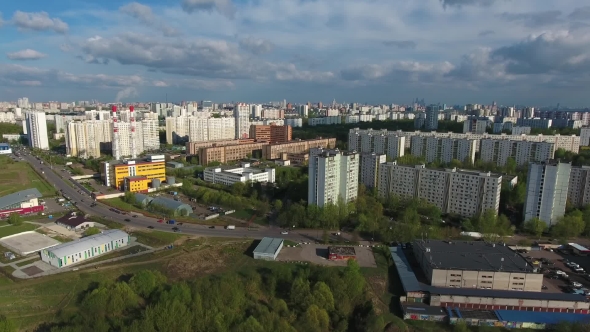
[
  {"xmin": 329, "ymin": 246, "xmax": 356, "ymax": 256},
  {"xmin": 413, "ymin": 240, "xmax": 533, "ymax": 273},
  {"xmin": 253, "ymin": 237, "xmax": 283, "ymax": 255},
  {"xmin": 569, "ymin": 243, "xmax": 590, "ymax": 252}
]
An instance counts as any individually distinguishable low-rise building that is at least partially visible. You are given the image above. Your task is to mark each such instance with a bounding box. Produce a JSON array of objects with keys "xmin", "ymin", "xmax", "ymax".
[
  {"xmin": 252, "ymin": 237, "xmax": 284, "ymax": 261},
  {"xmin": 55, "ymin": 212, "xmax": 95, "ymax": 231},
  {"xmin": 0, "ymin": 143, "xmax": 12, "ymax": 154},
  {"xmin": 204, "ymin": 163, "xmax": 276, "ymax": 186},
  {"xmin": 413, "ymin": 240, "xmax": 542, "ymax": 292},
  {"xmin": 41, "ymin": 230, "xmax": 129, "ymax": 268},
  {"xmin": 0, "ymin": 188, "xmax": 44, "ymax": 218},
  {"xmin": 101, "ymin": 155, "xmax": 166, "ymax": 191}
]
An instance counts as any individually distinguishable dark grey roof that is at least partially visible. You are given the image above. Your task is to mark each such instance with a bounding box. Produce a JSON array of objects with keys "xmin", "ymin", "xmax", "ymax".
[
  {"xmin": 56, "ymin": 212, "xmax": 90, "ymax": 228},
  {"xmin": 389, "ymin": 246, "xmax": 422, "ymax": 293},
  {"xmin": 424, "ymin": 284, "xmax": 588, "ymax": 302},
  {"xmin": 134, "ymin": 193, "xmax": 152, "ymax": 205},
  {"xmin": 150, "ymin": 197, "xmax": 192, "ymax": 212},
  {"xmin": 253, "ymin": 237, "xmax": 283, "ymax": 255},
  {"xmin": 401, "ymin": 303, "xmax": 447, "ymax": 317},
  {"xmin": 412, "ymin": 240, "xmax": 533, "ymax": 273},
  {"xmin": 0, "ymin": 188, "xmax": 42, "ymax": 210}
]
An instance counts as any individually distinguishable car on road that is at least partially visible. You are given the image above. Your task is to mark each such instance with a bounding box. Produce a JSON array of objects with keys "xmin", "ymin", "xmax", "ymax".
[
  {"xmin": 147, "ymin": 226, "xmax": 154, "ymax": 229},
  {"xmin": 281, "ymin": 231, "xmax": 289, "ymax": 235},
  {"xmin": 172, "ymin": 227, "xmax": 181, "ymax": 232},
  {"xmin": 209, "ymin": 226, "xmax": 215, "ymax": 229},
  {"xmin": 572, "ymin": 281, "xmax": 583, "ymax": 288},
  {"xmin": 157, "ymin": 219, "xmax": 164, "ymax": 223},
  {"xmin": 124, "ymin": 218, "xmax": 131, "ymax": 222},
  {"xmin": 132, "ymin": 215, "xmax": 138, "ymax": 218},
  {"xmin": 177, "ymin": 223, "xmax": 183, "ymax": 226}
]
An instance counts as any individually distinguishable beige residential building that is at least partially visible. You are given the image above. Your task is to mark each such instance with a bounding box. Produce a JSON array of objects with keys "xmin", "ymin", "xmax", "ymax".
[
  {"xmin": 413, "ymin": 240, "xmax": 542, "ymax": 292},
  {"xmin": 186, "ymin": 139, "xmax": 257, "ymax": 155},
  {"xmin": 262, "ymin": 138, "xmax": 336, "ymax": 160},
  {"xmin": 198, "ymin": 142, "xmax": 267, "ymax": 165},
  {"xmin": 378, "ymin": 162, "xmax": 502, "ymax": 217},
  {"xmin": 410, "ymin": 136, "xmax": 477, "ymax": 164},
  {"xmin": 66, "ymin": 120, "xmax": 112, "ymax": 158},
  {"xmin": 479, "ymin": 139, "xmax": 555, "ymax": 166},
  {"xmin": 348, "ymin": 129, "xmax": 405, "ymax": 160},
  {"xmin": 360, "ymin": 153, "xmax": 387, "ymax": 188},
  {"xmin": 166, "ymin": 116, "xmax": 235, "ymax": 144}
]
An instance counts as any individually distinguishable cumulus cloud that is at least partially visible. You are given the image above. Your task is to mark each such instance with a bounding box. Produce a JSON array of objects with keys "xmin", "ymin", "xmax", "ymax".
[
  {"xmin": 499, "ymin": 10, "xmax": 562, "ymax": 28},
  {"xmin": 120, "ymin": 2, "xmax": 180, "ymax": 36},
  {"xmin": 238, "ymin": 37, "xmax": 275, "ymax": 55},
  {"xmin": 115, "ymin": 87, "xmax": 138, "ymax": 102},
  {"xmin": 181, "ymin": 0, "xmax": 235, "ymax": 19},
  {"xmin": 340, "ymin": 61, "xmax": 455, "ymax": 83},
  {"xmin": 382, "ymin": 40, "xmax": 417, "ymax": 49},
  {"xmin": 7, "ymin": 49, "xmax": 47, "ymax": 61},
  {"xmin": 12, "ymin": 11, "xmax": 68, "ymax": 33}
]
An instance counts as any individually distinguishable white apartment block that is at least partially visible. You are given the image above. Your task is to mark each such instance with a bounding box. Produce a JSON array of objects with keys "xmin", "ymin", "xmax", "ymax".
[
  {"xmin": 0, "ymin": 112, "xmax": 15, "ymax": 123},
  {"xmin": 581, "ymin": 127, "xmax": 590, "ymax": 147},
  {"xmin": 204, "ymin": 163, "xmax": 275, "ymax": 186},
  {"xmin": 284, "ymin": 118, "xmax": 303, "ymax": 128},
  {"xmin": 377, "ymin": 162, "xmax": 502, "ymax": 217},
  {"xmin": 25, "ymin": 111, "xmax": 49, "ymax": 150},
  {"xmin": 349, "ymin": 128, "xmax": 580, "ymax": 153},
  {"xmin": 348, "ymin": 130, "xmax": 405, "ymax": 160},
  {"xmin": 262, "ymin": 109, "xmax": 283, "ymax": 119},
  {"xmin": 511, "ymin": 126, "xmax": 531, "ymax": 135},
  {"xmin": 251, "ymin": 104, "xmax": 262, "ymax": 118},
  {"xmin": 308, "ymin": 149, "xmax": 359, "ymax": 207},
  {"xmin": 568, "ymin": 166, "xmax": 590, "ymax": 207},
  {"xmin": 299, "ymin": 105, "xmax": 309, "ymax": 118},
  {"xmin": 360, "ymin": 153, "xmax": 386, "ymax": 188},
  {"xmin": 234, "ymin": 103, "xmax": 251, "ymax": 139},
  {"xmin": 479, "ymin": 139, "xmax": 555, "ymax": 166},
  {"xmin": 524, "ymin": 161, "xmax": 571, "ymax": 226},
  {"xmin": 165, "ymin": 116, "xmax": 235, "ymax": 144},
  {"xmin": 309, "ymin": 116, "xmax": 341, "ymax": 126},
  {"xmin": 140, "ymin": 119, "xmax": 160, "ymax": 151},
  {"xmin": 410, "ymin": 136, "xmax": 477, "ymax": 164},
  {"xmin": 66, "ymin": 120, "xmax": 112, "ymax": 158},
  {"xmin": 516, "ymin": 118, "xmax": 552, "ymax": 129}
]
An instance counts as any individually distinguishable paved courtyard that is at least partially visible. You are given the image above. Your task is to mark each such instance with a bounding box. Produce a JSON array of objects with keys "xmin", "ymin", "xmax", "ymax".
[
  {"xmin": 0, "ymin": 231, "xmax": 61, "ymax": 255},
  {"xmin": 277, "ymin": 243, "xmax": 377, "ymax": 268}
]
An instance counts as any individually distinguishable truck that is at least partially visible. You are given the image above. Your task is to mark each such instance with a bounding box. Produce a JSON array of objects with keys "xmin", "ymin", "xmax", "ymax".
[
  {"xmin": 226, "ymin": 225, "xmax": 235, "ymax": 230},
  {"xmin": 167, "ymin": 220, "xmax": 176, "ymax": 225}
]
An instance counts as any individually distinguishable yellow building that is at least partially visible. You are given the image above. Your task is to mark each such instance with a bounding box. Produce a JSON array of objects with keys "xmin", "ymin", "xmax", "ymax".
[
  {"xmin": 124, "ymin": 176, "xmax": 150, "ymax": 193},
  {"xmin": 101, "ymin": 155, "xmax": 166, "ymax": 191}
]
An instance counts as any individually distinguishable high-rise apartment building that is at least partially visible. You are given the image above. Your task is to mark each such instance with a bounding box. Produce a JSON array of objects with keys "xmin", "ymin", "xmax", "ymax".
[
  {"xmin": 299, "ymin": 105, "xmax": 309, "ymax": 118},
  {"xmin": 308, "ymin": 149, "xmax": 359, "ymax": 207},
  {"xmin": 360, "ymin": 153, "xmax": 386, "ymax": 188},
  {"xmin": 165, "ymin": 116, "xmax": 235, "ymax": 144},
  {"xmin": 25, "ymin": 111, "xmax": 49, "ymax": 150},
  {"xmin": 251, "ymin": 104, "xmax": 262, "ymax": 118},
  {"xmin": 234, "ymin": 103, "xmax": 250, "ymax": 139},
  {"xmin": 377, "ymin": 162, "xmax": 502, "ymax": 217},
  {"xmin": 249, "ymin": 124, "xmax": 292, "ymax": 144},
  {"xmin": 424, "ymin": 104, "xmax": 439, "ymax": 130},
  {"xmin": 410, "ymin": 136, "xmax": 477, "ymax": 164},
  {"xmin": 348, "ymin": 130, "xmax": 405, "ymax": 160},
  {"xmin": 479, "ymin": 139, "xmax": 555, "ymax": 166},
  {"xmin": 66, "ymin": 120, "xmax": 112, "ymax": 158},
  {"xmin": 568, "ymin": 166, "xmax": 590, "ymax": 207},
  {"xmin": 581, "ymin": 127, "xmax": 590, "ymax": 147},
  {"xmin": 523, "ymin": 161, "xmax": 571, "ymax": 226}
]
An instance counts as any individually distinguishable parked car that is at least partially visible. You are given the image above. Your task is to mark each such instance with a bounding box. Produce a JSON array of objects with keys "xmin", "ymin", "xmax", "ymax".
[
  {"xmin": 157, "ymin": 219, "xmax": 164, "ymax": 223},
  {"xmin": 572, "ymin": 281, "xmax": 583, "ymax": 288},
  {"xmin": 281, "ymin": 231, "xmax": 289, "ymax": 235},
  {"xmin": 209, "ymin": 226, "xmax": 215, "ymax": 229},
  {"xmin": 147, "ymin": 226, "xmax": 154, "ymax": 229},
  {"xmin": 124, "ymin": 218, "xmax": 130, "ymax": 222},
  {"xmin": 132, "ymin": 215, "xmax": 138, "ymax": 218}
]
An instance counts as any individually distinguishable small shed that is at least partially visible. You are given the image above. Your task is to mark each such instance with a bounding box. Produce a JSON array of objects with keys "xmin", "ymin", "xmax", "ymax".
[
  {"xmin": 328, "ymin": 246, "xmax": 356, "ymax": 260},
  {"xmin": 253, "ymin": 237, "xmax": 284, "ymax": 261},
  {"xmin": 55, "ymin": 212, "xmax": 95, "ymax": 231},
  {"xmin": 569, "ymin": 243, "xmax": 590, "ymax": 256}
]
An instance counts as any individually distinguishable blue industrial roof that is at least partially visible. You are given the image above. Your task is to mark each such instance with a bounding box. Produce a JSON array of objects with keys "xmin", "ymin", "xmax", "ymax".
[
  {"xmin": 389, "ymin": 246, "xmax": 422, "ymax": 293},
  {"xmin": 0, "ymin": 188, "xmax": 42, "ymax": 210},
  {"xmin": 495, "ymin": 310, "xmax": 590, "ymax": 325},
  {"xmin": 569, "ymin": 243, "xmax": 590, "ymax": 252}
]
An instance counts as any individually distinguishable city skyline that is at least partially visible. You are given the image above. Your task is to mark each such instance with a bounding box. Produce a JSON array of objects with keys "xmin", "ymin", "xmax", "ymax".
[{"xmin": 0, "ymin": 1, "xmax": 589, "ymax": 105}]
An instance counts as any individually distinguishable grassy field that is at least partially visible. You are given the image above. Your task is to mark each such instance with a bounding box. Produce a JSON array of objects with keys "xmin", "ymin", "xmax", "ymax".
[
  {"xmin": 52, "ymin": 235, "xmax": 73, "ymax": 243},
  {"xmin": 131, "ymin": 230, "xmax": 183, "ymax": 247},
  {"xmin": 232, "ymin": 208, "xmax": 267, "ymax": 225},
  {"xmin": 0, "ymin": 223, "xmax": 37, "ymax": 238},
  {"xmin": 0, "ymin": 157, "xmax": 55, "ymax": 197}
]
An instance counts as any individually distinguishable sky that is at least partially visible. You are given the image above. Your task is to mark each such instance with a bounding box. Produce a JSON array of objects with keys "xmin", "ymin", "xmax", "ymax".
[{"xmin": 0, "ymin": 0, "xmax": 590, "ymax": 106}]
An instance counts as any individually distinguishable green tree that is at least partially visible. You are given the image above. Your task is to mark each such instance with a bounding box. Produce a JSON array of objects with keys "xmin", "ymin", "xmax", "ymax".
[
  {"xmin": 273, "ymin": 199, "xmax": 283, "ymax": 212},
  {"xmin": 83, "ymin": 227, "xmax": 101, "ymax": 237},
  {"xmin": 552, "ymin": 212, "xmax": 585, "ymax": 239},
  {"xmin": 311, "ymin": 282, "xmax": 334, "ymax": 312},
  {"xmin": 129, "ymin": 270, "xmax": 167, "ymax": 298},
  {"xmin": 123, "ymin": 191, "xmax": 136, "ymax": 204},
  {"xmin": 297, "ymin": 305, "xmax": 330, "ymax": 332},
  {"xmin": 524, "ymin": 217, "xmax": 546, "ymax": 239},
  {"xmin": 453, "ymin": 320, "xmax": 469, "ymax": 332},
  {"xmin": 290, "ymin": 277, "xmax": 313, "ymax": 312},
  {"xmin": 0, "ymin": 315, "xmax": 16, "ymax": 332},
  {"xmin": 7, "ymin": 213, "xmax": 22, "ymax": 226},
  {"xmin": 230, "ymin": 182, "xmax": 247, "ymax": 196},
  {"xmin": 235, "ymin": 316, "xmax": 264, "ymax": 332}
]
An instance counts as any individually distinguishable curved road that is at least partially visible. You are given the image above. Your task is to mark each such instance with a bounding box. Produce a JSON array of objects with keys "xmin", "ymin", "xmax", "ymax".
[{"xmin": 22, "ymin": 151, "xmax": 320, "ymax": 242}]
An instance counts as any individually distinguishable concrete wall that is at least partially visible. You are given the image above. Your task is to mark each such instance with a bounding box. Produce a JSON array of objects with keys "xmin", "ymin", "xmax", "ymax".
[{"xmin": 431, "ymin": 269, "xmax": 543, "ymax": 292}]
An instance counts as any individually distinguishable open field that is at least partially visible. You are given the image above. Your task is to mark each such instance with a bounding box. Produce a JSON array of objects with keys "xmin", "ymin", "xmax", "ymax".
[
  {"xmin": 130, "ymin": 230, "xmax": 184, "ymax": 247},
  {"xmin": 0, "ymin": 224, "xmax": 38, "ymax": 238},
  {"xmin": 0, "ymin": 157, "xmax": 55, "ymax": 197}
]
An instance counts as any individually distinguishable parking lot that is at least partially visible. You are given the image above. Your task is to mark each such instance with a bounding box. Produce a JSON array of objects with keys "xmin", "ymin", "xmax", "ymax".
[
  {"xmin": 277, "ymin": 243, "xmax": 377, "ymax": 267},
  {"xmin": 523, "ymin": 249, "xmax": 590, "ymax": 294}
]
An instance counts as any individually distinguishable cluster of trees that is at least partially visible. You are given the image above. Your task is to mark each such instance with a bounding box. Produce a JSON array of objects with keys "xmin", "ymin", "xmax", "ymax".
[
  {"xmin": 555, "ymin": 148, "xmax": 590, "ymax": 167},
  {"xmin": 180, "ymin": 180, "xmax": 270, "ymax": 215},
  {"xmin": 43, "ymin": 261, "xmax": 386, "ymax": 332}
]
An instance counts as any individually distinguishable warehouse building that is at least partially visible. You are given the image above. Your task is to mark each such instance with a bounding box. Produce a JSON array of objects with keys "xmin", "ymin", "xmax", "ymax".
[
  {"xmin": 252, "ymin": 237, "xmax": 283, "ymax": 261},
  {"xmin": 328, "ymin": 246, "xmax": 356, "ymax": 260},
  {"xmin": 413, "ymin": 240, "xmax": 543, "ymax": 292},
  {"xmin": 41, "ymin": 230, "xmax": 129, "ymax": 268},
  {"xmin": 0, "ymin": 188, "xmax": 44, "ymax": 218},
  {"xmin": 149, "ymin": 197, "xmax": 193, "ymax": 216}
]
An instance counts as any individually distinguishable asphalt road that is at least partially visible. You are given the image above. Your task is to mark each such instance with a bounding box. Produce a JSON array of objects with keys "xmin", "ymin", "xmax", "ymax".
[{"xmin": 20, "ymin": 150, "xmax": 319, "ymax": 242}]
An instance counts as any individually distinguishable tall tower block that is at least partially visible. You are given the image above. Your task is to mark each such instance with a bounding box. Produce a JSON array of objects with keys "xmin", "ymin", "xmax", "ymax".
[
  {"xmin": 112, "ymin": 105, "xmax": 120, "ymax": 160},
  {"xmin": 130, "ymin": 105, "xmax": 137, "ymax": 159}
]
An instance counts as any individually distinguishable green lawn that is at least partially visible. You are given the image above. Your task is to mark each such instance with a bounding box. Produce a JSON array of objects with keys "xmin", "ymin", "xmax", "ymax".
[
  {"xmin": 131, "ymin": 230, "xmax": 183, "ymax": 247},
  {"xmin": 51, "ymin": 235, "xmax": 73, "ymax": 243},
  {"xmin": 0, "ymin": 223, "xmax": 37, "ymax": 238},
  {"xmin": 0, "ymin": 157, "xmax": 56, "ymax": 197}
]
